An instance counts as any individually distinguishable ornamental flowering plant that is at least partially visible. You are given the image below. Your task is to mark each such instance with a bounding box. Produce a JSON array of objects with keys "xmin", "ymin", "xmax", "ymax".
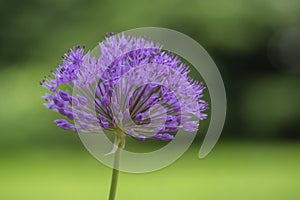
[{"xmin": 41, "ymin": 33, "xmax": 208, "ymax": 200}]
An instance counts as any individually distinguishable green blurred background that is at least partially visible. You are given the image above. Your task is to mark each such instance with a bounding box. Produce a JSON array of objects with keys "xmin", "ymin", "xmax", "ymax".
[{"xmin": 1, "ymin": 0, "xmax": 300, "ymax": 199}]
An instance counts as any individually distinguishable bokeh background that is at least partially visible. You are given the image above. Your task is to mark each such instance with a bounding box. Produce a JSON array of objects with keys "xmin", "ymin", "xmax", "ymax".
[{"xmin": 0, "ymin": 0, "xmax": 299, "ymax": 199}]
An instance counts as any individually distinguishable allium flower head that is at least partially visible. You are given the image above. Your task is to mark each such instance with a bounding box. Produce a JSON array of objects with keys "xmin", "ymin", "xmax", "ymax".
[{"xmin": 41, "ymin": 33, "xmax": 208, "ymax": 142}]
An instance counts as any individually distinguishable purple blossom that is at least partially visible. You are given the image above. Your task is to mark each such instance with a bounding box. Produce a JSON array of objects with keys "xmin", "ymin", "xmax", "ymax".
[
  {"xmin": 41, "ymin": 33, "xmax": 208, "ymax": 142},
  {"xmin": 54, "ymin": 119, "xmax": 73, "ymax": 130}
]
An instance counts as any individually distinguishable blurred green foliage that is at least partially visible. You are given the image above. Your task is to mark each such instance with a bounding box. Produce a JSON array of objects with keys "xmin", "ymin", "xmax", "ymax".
[{"xmin": 1, "ymin": 0, "xmax": 299, "ymax": 148}]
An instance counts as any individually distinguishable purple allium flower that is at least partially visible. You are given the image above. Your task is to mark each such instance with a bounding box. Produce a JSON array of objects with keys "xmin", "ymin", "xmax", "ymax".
[{"xmin": 41, "ymin": 33, "xmax": 208, "ymax": 142}]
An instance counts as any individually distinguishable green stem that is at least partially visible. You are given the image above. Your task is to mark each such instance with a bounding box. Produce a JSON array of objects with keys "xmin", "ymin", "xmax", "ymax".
[{"xmin": 108, "ymin": 136, "xmax": 124, "ymax": 200}]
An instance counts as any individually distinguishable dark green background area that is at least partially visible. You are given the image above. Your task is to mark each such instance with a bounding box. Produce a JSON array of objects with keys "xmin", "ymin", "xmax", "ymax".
[{"xmin": 0, "ymin": 0, "xmax": 299, "ymax": 199}]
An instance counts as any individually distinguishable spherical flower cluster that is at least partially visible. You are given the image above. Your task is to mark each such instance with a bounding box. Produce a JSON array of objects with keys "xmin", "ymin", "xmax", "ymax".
[{"xmin": 41, "ymin": 34, "xmax": 208, "ymax": 141}]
